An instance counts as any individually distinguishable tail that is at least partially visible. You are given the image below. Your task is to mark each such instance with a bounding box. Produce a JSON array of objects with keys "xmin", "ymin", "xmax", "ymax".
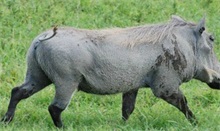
[{"xmin": 38, "ymin": 25, "xmax": 58, "ymax": 42}]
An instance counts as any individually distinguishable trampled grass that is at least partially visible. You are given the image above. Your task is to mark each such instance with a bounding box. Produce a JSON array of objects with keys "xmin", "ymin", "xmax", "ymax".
[{"xmin": 1, "ymin": 0, "xmax": 220, "ymax": 130}]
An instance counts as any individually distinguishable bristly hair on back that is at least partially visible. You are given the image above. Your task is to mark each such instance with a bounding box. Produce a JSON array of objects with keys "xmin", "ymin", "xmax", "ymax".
[{"xmin": 122, "ymin": 15, "xmax": 196, "ymax": 48}]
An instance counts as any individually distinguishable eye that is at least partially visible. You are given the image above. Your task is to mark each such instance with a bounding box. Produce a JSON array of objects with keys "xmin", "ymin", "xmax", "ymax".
[{"xmin": 209, "ymin": 35, "xmax": 214, "ymax": 42}]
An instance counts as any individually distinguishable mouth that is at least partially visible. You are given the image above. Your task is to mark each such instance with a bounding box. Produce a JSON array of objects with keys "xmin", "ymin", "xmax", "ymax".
[{"xmin": 207, "ymin": 82, "xmax": 220, "ymax": 89}]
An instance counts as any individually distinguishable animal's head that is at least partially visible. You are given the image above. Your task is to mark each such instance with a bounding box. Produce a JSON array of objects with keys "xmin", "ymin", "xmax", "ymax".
[{"xmin": 192, "ymin": 17, "xmax": 220, "ymax": 88}]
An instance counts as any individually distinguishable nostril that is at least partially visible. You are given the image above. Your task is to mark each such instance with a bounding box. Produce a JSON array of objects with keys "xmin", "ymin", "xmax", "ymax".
[{"xmin": 31, "ymin": 84, "xmax": 35, "ymax": 87}]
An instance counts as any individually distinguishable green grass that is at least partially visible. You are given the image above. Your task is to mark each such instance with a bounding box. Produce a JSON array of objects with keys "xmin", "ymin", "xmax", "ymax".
[{"xmin": 1, "ymin": 0, "xmax": 220, "ymax": 130}]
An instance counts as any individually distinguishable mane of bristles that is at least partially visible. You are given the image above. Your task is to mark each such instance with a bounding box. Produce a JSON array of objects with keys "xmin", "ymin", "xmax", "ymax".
[{"xmin": 122, "ymin": 17, "xmax": 195, "ymax": 47}]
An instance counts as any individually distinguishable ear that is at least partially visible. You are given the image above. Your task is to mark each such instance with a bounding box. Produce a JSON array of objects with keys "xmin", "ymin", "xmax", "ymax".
[{"xmin": 195, "ymin": 17, "xmax": 206, "ymax": 35}]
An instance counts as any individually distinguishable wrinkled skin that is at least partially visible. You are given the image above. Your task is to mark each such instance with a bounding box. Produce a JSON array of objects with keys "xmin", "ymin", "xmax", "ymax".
[{"xmin": 2, "ymin": 16, "xmax": 220, "ymax": 128}]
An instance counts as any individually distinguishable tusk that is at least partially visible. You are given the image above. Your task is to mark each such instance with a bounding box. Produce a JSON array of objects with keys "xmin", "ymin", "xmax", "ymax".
[{"xmin": 204, "ymin": 67, "xmax": 220, "ymax": 83}]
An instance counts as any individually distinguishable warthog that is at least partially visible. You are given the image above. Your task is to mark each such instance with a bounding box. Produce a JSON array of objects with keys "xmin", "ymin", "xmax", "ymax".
[{"xmin": 2, "ymin": 15, "xmax": 220, "ymax": 128}]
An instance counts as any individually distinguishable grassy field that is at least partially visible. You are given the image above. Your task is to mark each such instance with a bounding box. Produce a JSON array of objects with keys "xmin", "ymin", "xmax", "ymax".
[{"xmin": 1, "ymin": 0, "xmax": 220, "ymax": 130}]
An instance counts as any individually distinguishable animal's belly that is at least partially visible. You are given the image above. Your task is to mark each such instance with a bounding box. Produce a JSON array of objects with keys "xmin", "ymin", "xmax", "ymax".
[
  {"xmin": 78, "ymin": 71, "xmax": 147, "ymax": 95},
  {"xmin": 79, "ymin": 69, "xmax": 150, "ymax": 94}
]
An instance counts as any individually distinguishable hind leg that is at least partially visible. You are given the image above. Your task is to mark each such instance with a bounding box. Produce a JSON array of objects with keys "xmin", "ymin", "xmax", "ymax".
[
  {"xmin": 48, "ymin": 81, "xmax": 79, "ymax": 128},
  {"xmin": 1, "ymin": 70, "xmax": 51, "ymax": 123},
  {"xmin": 122, "ymin": 89, "xmax": 138, "ymax": 121}
]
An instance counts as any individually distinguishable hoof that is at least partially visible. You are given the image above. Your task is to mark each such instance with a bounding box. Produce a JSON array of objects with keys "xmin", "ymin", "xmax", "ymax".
[
  {"xmin": 122, "ymin": 116, "xmax": 128, "ymax": 121},
  {"xmin": 1, "ymin": 113, "xmax": 14, "ymax": 124}
]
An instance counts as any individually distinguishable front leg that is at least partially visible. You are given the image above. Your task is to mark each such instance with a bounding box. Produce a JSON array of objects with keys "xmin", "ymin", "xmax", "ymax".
[
  {"xmin": 151, "ymin": 70, "xmax": 197, "ymax": 124},
  {"xmin": 159, "ymin": 90, "xmax": 196, "ymax": 124},
  {"xmin": 122, "ymin": 89, "xmax": 138, "ymax": 121}
]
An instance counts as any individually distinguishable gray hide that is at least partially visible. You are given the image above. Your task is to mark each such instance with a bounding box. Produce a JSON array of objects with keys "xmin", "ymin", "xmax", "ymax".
[{"xmin": 2, "ymin": 15, "xmax": 220, "ymax": 128}]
